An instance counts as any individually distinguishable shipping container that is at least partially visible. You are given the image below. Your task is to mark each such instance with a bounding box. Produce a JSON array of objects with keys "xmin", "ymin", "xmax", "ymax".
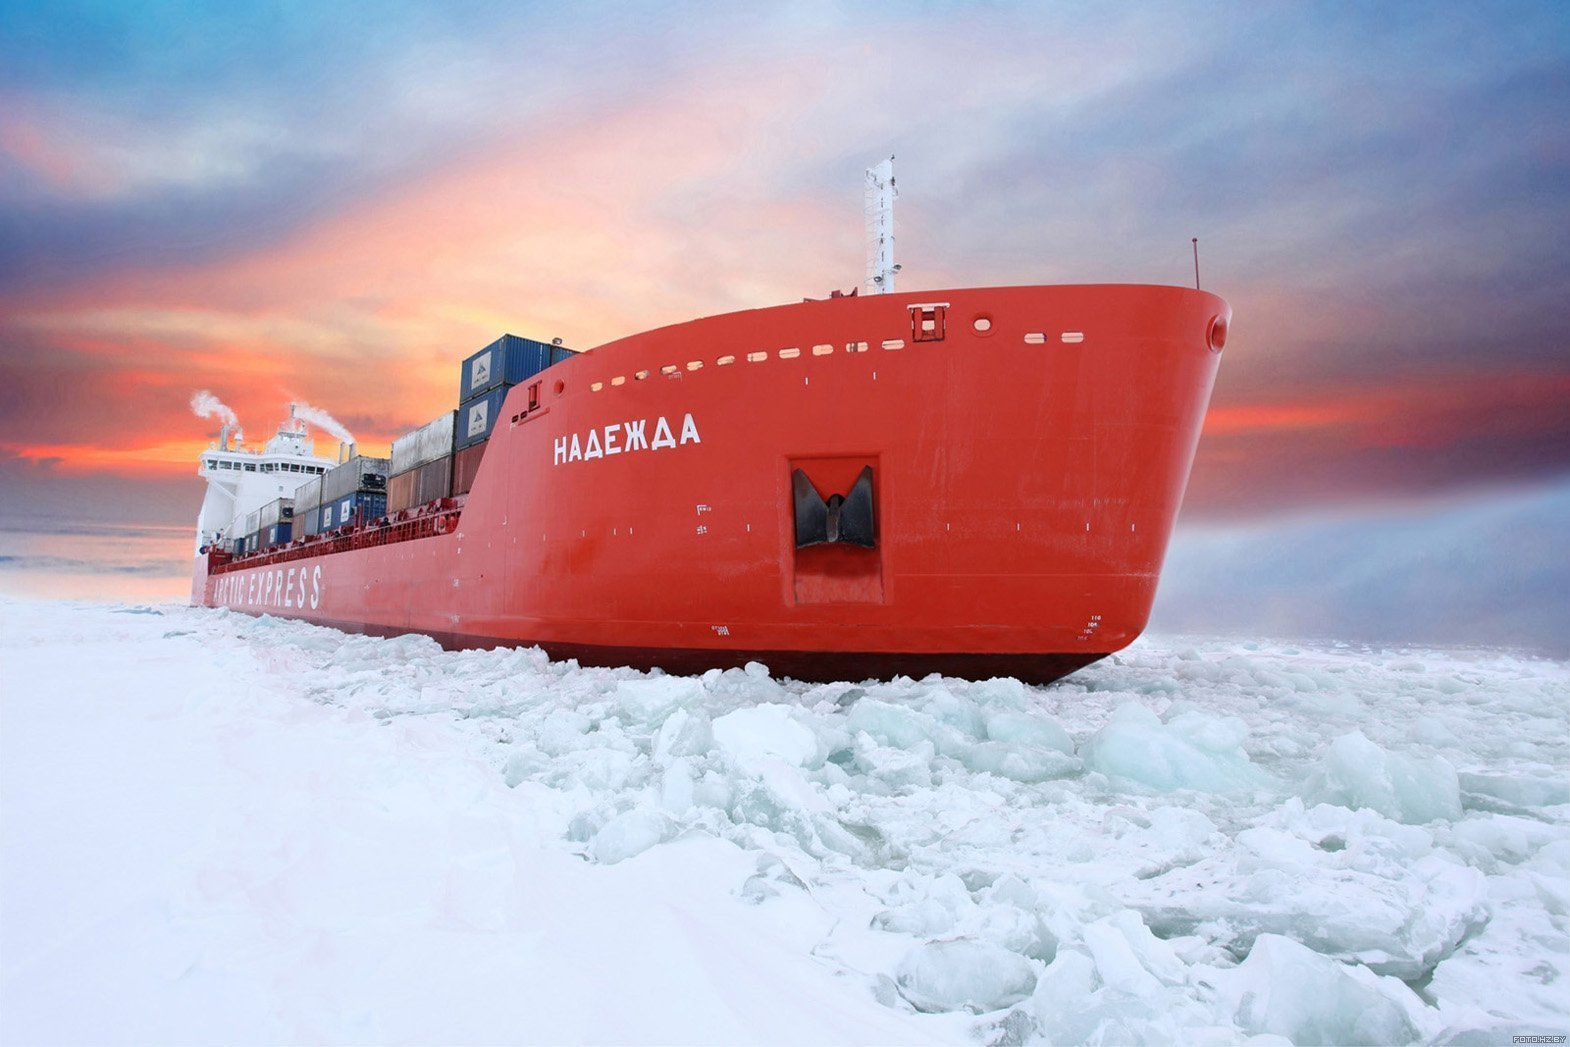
[
  {"xmin": 456, "ymin": 387, "xmax": 510, "ymax": 450},
  {"xmin": 245, "ymin": 510, "xmax": 260, "ymax": 535},
  {"xmin": 320, "ymin": 491, "xmax": 387, "ymax": 531},
  {"xmin": 388, "ymin": 455, "xmax": 452, "ymax": 513},
  {"xmin": 286, "ymin": 470, "xmax": 319, "ymax": 501},
  {"xmin": 321, "ymin": 455, "xmax": 390, "ymax": 503},
  {"xmin": 460, "ymin": 334, "xmax": 554, "ymax": 400},
  {"xmin": 415, "ymin": 456, "xmax": 451, "ymax": 506},
  {"xmin": 294, "ymin": 475, "xmax": 323, "ymax": 517},
  {"xmin": 232, "ymin": 536, "xmax": 247, "ymax": 556},
  {"xmin": 391, "ymin": 412, "xmax": 456, "ymax": 474},
  {"xmin": 550, "ymin": 345, "xmax": 575, "ymax": 366},
  {"xmin": 452, "ymin": 440, "xmax": 487, "ymax": 496},
  {"xmin": 259, "ymin": 497, "xmax": 294, "ymax": 530},
  {"xmin": 265, "ymin": 522, "xmax": 293, "ymax": 546},
  {"xmin": 387, "ymin": 470, "xmax": 415, "ymax": 515}
]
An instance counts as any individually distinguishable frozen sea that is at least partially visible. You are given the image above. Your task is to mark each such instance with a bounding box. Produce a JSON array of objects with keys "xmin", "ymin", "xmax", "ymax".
[{"xmin": 1, "ymin": 599, "xmax": 1566, "ymax": 1045}]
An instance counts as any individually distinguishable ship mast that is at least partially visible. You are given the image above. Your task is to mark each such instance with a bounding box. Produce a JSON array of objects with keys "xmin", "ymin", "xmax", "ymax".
[{"xmin": 864, "ymin": 156, "xmax": 899, "ymax": 294}]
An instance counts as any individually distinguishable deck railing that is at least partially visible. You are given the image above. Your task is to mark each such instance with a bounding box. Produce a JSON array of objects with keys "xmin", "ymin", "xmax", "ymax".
[{"xmin": 207, "ymin": 499, "xmax": 464, "ymax": 575}]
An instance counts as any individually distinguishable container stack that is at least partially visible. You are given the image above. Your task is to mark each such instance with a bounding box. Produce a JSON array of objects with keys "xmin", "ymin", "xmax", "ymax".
[
  {"xmin": 243, "ymin": 509, "xmax": 261, "ymax": 554},
  {"xmin": 379, "ymin": 333, "xmax": 573, "ymax": 513},
  {"xmin": 319, "ymin": 455, "xmax": 390, "ymax": 531},
  {"xmin": 389, "ymin": 412, "xmax": 455, "ymax": 513},
  {"xmin": 295, "ymin": 476, "xmax": 324, "ymax": 537},
  {"xmin": 459, "ymin": 334, "xmax": 557, "ymax": 404},
  {"xmin": 259, "ymin": 498, "xmax": 294, "ymax": 548},
  {"xmin": 452, "ymin": 335, "xmax": 573, "ymax": 496}
]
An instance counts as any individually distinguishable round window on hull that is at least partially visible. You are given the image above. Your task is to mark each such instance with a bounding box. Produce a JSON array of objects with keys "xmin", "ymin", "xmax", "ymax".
[{"xmin": 1208, "ymin": 315, "xmax": 1229, "ymax": 352}]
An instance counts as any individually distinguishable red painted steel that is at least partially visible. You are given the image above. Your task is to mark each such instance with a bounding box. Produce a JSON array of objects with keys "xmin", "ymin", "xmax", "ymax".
[{"xmin": 195, "ymin": 284, "xmax": 1229, "ymax": 683}]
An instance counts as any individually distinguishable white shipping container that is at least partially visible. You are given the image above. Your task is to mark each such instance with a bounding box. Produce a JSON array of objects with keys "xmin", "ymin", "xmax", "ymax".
[
  {"xmin": 259, "ymin": 498, "xmax": 294, "ymax": 529},
  {"xmin": 391, "ymin": 412, "xmax": 456, "ymax": 474},
  {"xmin": 294, "ymin": 476, "xmax": 324, "ymax": 514},
  {"xmin": 321, "ymin": 455, "xmax": 390, "ymax": 503}
]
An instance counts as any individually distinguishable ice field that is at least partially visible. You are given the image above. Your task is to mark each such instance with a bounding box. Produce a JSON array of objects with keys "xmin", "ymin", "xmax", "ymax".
[{"xmin": 2, "ymin": 599, "xmax": 1566, "ymax": 1045}]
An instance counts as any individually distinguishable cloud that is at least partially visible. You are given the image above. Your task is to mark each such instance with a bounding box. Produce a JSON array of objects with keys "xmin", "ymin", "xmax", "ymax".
[
  {"xmin": 1154, "ymin": 476, "xmax": 1570, "ymax": 658},
  {"xmin": 0, "ymin": 553, "xmax": 176, "ymax": 577},
  {"xmin": 1181, "ymin": 371, "xmax": 1570, "ymax": 515},
  {"xmin": 0, "ymin": 0, "xmax": 1566, "ymax": 530}
]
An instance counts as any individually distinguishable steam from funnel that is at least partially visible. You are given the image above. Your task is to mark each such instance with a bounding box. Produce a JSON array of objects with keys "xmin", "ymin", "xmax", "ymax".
[
  {"xmin": 293, "ymin": 401, "xmax": 355, "ymax": 446},
  {"xmin": 190, "ymin": 390, "xmax": 239, "ymax": 429}
]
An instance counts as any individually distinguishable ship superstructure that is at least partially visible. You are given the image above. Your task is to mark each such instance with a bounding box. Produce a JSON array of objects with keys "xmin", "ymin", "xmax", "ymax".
[{"xmin": 194, "ymin": 407, "xmax": 338, "ymax": 554}]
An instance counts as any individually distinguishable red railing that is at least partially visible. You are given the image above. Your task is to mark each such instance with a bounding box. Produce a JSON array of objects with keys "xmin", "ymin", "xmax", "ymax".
[{"xmin": 208, "ymin": 498, "xmax": 465, "ymax": 575}]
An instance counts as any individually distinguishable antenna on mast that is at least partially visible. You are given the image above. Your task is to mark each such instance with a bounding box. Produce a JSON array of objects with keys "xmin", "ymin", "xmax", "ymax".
[{"xmin": 865, "ymin": 157, "xmax": 899, "ymax": 294}]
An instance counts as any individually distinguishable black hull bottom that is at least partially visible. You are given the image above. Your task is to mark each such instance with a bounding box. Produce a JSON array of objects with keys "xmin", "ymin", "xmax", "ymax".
[{"xmin": 225, "ymin": 609, "xmax": 1108, "ymax": 686}]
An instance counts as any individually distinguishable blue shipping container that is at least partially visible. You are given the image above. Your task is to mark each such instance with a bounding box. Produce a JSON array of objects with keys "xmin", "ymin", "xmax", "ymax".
[
  {"xmin": 321, "ymin": 491, "xmax": 388, "ymax": 531},
  {"xmin": 456, "ymin": 387, "xmax": 510, "ymax": 450},
  {"xmin": 460, "ymin": 334, "xmax": 554, "ymax": 400},
  {"xmin": 550, "ymin": 345, "xmax": 574, "ymax": 366},
  {"xmin": 266, "ymin": 522, "xmax": 293, "ymax": 546}
]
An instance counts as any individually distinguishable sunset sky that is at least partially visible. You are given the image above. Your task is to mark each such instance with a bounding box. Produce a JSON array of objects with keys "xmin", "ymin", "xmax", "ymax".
[{"xmin": 1, "ymin": 2, "xmax": 1567, "ymax": 638}]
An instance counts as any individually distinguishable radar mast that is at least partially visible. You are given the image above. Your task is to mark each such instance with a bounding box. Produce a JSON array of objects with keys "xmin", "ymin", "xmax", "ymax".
[{"xmin": 864, "ymin": 157, "xmax": 898, "ymax": 294}]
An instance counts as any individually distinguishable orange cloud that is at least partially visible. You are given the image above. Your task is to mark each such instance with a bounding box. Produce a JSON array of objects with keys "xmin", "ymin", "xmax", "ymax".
[
  {"xmin": 5, "ymin": 439, "xmax": 209, "ymax": 477},
  {"xmin": 3, "ymin": 57, "xmax": 874, "ymax": 476},
  {"xmin": 1202, "ymin": 401, "xmax": 1369, "ymax": 436},
  {"xmin": 5, "ymin": 31, "xmax": 1567, "ymax": 522}
]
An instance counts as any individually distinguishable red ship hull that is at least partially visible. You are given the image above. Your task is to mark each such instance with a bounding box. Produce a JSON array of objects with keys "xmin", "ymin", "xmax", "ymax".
[{"xmin": 193, "ymin": 284, "xmax": 1229, "ymax": 684}]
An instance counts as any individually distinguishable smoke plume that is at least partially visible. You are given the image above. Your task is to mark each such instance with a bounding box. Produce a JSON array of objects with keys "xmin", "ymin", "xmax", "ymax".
[
  {"xmin": 190, "ymin": 390, "xmax": 239, "ymax": 429},
  {"xmin": 293, "ymin": 401, "xmax": 355, "ymax": 446}
]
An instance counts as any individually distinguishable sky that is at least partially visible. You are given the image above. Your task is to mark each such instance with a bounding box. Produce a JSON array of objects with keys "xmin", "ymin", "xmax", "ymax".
[{"xmin": 0, "ymin": 1, "xmax": 1566, "ymax": 647}]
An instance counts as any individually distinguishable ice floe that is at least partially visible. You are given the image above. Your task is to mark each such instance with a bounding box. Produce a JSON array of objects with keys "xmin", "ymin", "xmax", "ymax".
[{"xmin": 2, "ymin": 599, "xmax": 1566, "ymax": 1044}]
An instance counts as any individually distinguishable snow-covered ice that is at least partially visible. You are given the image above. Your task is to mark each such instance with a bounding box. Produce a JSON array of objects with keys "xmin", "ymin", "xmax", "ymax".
[{"xmin": 2, "ymin": 600, "xmax": 1566, "ymax": 1044}]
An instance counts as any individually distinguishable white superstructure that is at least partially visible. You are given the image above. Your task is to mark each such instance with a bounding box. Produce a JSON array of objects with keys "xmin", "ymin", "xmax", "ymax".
[{"xmin": 195, "ymin": 406, "xmax": 338, "ymax": 553}]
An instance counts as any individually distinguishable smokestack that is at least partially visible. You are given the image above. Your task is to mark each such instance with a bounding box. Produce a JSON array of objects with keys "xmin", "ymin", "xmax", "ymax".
[
  {"xmin": 347, "ymin": 442, "xmax": 357, "ymax": 461},
  {"xmin": 219, "ymin": 424, "xmax": 230, "ymax": 451}
]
